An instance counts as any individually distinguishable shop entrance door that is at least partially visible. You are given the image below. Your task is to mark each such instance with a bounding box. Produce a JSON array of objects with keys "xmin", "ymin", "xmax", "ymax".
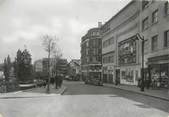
[{"xmin": 115, "ymin": 69, "xmax": 120, "ymax": 85}]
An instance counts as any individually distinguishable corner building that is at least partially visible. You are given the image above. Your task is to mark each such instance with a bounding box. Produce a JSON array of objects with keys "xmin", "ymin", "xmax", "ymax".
[
  {"xmin": 81, "ymin": 24, "xmax": 102, "ymax": 82},
  {"xmin": 101, "ymin": 0, "xmax": 169, "ymax": 87}
]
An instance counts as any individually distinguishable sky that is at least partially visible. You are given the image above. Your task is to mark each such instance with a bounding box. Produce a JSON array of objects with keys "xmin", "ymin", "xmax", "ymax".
[{"xmin": 0, "ymin": 0, "xmax": 131, "ymax": 63}]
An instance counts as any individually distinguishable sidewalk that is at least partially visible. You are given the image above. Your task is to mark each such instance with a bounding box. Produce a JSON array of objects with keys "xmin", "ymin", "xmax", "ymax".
[
  {"xmin": 104, "ymin": 83, "xmax": 169, "ymax": 101},
  {"xmin": 0, "ymin": 85, "xmax": 67, "ymax": 99},
  {"xmin": 23, "ymin": 85, "xmax": 67, "ymax": 95}
]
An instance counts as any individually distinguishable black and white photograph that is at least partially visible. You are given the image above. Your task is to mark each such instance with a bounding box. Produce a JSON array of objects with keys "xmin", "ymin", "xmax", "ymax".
[{"xmin": 0, "ymin": 0, "xmax": 169, "ymax": 117}]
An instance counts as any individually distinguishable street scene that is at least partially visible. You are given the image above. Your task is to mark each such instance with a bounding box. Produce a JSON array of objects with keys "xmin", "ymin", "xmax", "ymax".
[{"xmin": 0, "ymin": 0, "xmax": 169, "ymax": 117}]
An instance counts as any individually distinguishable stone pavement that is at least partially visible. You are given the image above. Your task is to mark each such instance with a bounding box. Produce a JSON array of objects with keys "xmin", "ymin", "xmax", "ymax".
[{"xmin": 104, "ymin": 83, "xmax": 169, "ymax": 101}]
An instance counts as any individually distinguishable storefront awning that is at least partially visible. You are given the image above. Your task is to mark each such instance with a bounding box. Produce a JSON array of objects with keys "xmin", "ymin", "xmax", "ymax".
[{"xmin": 147, "ymin": 55, "xmax": 169, "ymax": 65}]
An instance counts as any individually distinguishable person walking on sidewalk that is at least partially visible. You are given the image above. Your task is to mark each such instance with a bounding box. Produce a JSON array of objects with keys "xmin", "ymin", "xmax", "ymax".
[
  {"xmin": 58, "ymin": 74, "xmax": 62, "ymax": 88},
  {"xmin": 55, "ymin": 74, "xmax": 58, "ymax": 89}
]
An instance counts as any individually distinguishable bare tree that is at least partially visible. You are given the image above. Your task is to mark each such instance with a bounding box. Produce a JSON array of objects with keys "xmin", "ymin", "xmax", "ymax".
[{"xmin": 41, "ymin": 34, "xmax": 61, "ymax": 93}]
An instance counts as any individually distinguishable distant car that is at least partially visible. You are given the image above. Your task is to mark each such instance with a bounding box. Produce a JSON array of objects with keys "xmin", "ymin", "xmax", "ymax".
[
  {"xmin": 65, "ymin": 75, "xmax": 72, "ymax": 81},
  {"xmin": 85, "ymin": 79, "xmax": 103, "ymax": 86}
]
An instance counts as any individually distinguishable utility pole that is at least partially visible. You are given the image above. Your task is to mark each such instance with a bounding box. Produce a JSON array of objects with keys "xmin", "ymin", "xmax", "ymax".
[
  {"xmin": 136, "ymin": 33, "xmax": 145, "ymax": 92},
  {"xmin": 47, "ymin": 44, "xmax": 51, "ymax": 94}
]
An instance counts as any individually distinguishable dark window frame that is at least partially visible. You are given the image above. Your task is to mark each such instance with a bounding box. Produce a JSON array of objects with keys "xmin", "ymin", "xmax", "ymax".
[
  {"xmin": 164, "ymin": 1, "xmax": 169, "ymax": 15},
  {"xmin": 142, "ymin": 0, "xmax": 149, "ymax": 10},
  {"xmin": 152, "ymin": 9, "xmax": 158, "ymax": 24},
  {"xmin": 151, "ymin": 35, "xmax": 158, "ymax": 51},
  {"xmin": 142, "ymin": 17, "xmax": 149, "ymax": 31},
  {"xmin": 164, "ymin": 30, "xmax": 169, "ymax": 47}
]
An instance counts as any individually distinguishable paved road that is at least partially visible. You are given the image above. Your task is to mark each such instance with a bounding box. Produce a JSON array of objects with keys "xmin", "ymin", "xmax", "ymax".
[
  {"xmin": 63, "ymin": 81, "xmax": 169, "ymax": 112},
  {"xmin": 0, "ymin": 81, "xmax": 168, "ymax": 117}
]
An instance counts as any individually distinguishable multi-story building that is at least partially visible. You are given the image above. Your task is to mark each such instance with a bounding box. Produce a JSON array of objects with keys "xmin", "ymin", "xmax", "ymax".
[
  {"xmin": 55, "ymin": 59, "xmax": 68, "ymax": 76},
  {"xmin": 139, "ymin": 0, "xmax": 169, "ymax": 88},
  {"xmin": 101, "ymin": 1, "xmax": 140, "ymax": 85},
  {"xmin": 101, "ymin": 0, "xmax": 169, "ymax": 87},
  {"xmin": 68, "ymin": 59, "xmax": 81, "ymax": 80},
  {"xmin": 81, "ymin": 23, "xmax": 102, "ymax": 82},
  {"xmin": 42, "ymin": 58, "xmax": 68, "ymax": 77},
  {"xmin": 34, "ymin": 59, "xmax": 43, "ymax": 72}
]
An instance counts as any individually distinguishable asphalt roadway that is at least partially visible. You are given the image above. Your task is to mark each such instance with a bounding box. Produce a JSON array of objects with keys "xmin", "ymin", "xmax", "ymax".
[{"xmin": 0, "ymin": 80, "xmax": 168, "ymax": 117}]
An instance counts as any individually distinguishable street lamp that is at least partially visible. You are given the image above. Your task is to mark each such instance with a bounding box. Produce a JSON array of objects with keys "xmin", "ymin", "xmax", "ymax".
[{"xmin": 136, "ymin": 33, "xmax": 145, "ymax": 92}]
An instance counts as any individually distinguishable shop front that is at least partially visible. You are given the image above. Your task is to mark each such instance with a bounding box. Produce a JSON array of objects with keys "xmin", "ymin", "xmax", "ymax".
[
  {"xmin": 118, "ymin": 35, "xmax": 140, "ymax": 85},
  {"xmin": 120, "ymin": 67, "xmax": 140, "ymax": 85},
  {"xmin": 147, "ymin": 55, "xmax": 169, "ymax": 89},
  {"xmin": 102, "ymin": 66, "xmax": 114, "ymax": 83}
]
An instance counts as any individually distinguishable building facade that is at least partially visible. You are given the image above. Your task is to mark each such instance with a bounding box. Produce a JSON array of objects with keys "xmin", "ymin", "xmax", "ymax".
[
  {"xmin": 34, "ymin": 59, "xmax": 43, "ymax": 72},
  {"xmin": 139, "ymin": 0, "xmax": 169, "ymax": 88},
  {"xmin": 101, "ymin": 1, "xmax": 140, "ymax": 85},
  {"xmin": 68, "ymin": 59, "xmax": 81, "ymax": 80},
  {"xmin": 81, "ymin": 23, "xmax": 102, "ymax": 82},
  {"xmin": 101, "ymin": 0, "xmax": 169, "ymax": 87}
]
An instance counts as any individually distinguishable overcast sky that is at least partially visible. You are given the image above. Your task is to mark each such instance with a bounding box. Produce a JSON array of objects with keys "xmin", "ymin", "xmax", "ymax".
[{"xmin": 0, "ymin": 0, "xmax": 131, "ymax": 63}]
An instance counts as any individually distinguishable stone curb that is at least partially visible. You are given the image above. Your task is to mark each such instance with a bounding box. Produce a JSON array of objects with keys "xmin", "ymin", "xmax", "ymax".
[
  {"xmin": 60, "ymin": 86, "xmax": 67, "ymax": 95},
  {"xmin": 104, "ymin": 84, "xmax": 169, "ymax": 102},
  {"xmin": 0, "ymin": 86, "xmax": 67, "ymax": 99}
]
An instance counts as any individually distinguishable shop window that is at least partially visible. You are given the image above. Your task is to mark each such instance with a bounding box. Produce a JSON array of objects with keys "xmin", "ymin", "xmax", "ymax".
[
  {"xmin": 121, "ymin": 70, "xmax": 134, "ymax": 82},
  {"xmin": 164, "ymin": 1, "xmax": 169, "ymax": 15},
  {"xmin": 164, "ymin": 30, "xmax": 169, "ymax": 47},
  {"xmin": 152, "ymin": 9, "xmax": 158, "ymax": 24},
  {"xmin": 135, "ymin": 70, "xmax": 139, "ymax": 81},
  {"xmin": 142, "ymin": 17, "xmax": 149, "ymax": 31},
  {"xmin": 151, "ymin": 35, "xmax": 158, "ymax": 51}
]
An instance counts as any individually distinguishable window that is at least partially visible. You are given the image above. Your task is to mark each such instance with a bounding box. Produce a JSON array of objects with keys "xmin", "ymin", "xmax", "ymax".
[
  {"xmin": 86, "ymin": 49, "xmax": 89, "ymax": 55},
  {"xmin": 142, "ymin": 17, "xmax": 149, "ymax": 31},
  {"xmin": 142, "ymin": 0, "xmax": 149, "ymax": 10},
  {"xmin": 164, "ymin": 30, "xmax": 169, "ymax": 47},
  {"xmin": 86, "ymin": 41, "xmax": 89, "ymax": 47},
  {"xmin": 152, "ymin": 9, "xmax": 158, "ymax": 24},
  {"xmin": 165, "ymin": 1, "xmax": 169, "ymax": 15},
  {"xmin": 110, "ymin": 38, "xmax": 114, "ymax": 44},
  {"xmin": 110, "ymin": 56, "xmax": 114, "ymax": 63},
  {"xmin": 151, "ymin": 35, "xmax": 158, "ymax": 51},
  {"xmin": 93, "ymin": 40, "xmax": 96, "ymax": 47},
  {"xmin": 102, "ymin": 37, "xmax": 114, "ymax": 48},
  {"xmin": 144, "ymin": 39, "xmax": 149, "ymax": 53}
]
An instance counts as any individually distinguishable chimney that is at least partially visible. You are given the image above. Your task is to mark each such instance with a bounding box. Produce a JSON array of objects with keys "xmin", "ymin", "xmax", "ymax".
[{"xmin": 98, "ymin": 22, "xmax": 102, "ymax": 28}]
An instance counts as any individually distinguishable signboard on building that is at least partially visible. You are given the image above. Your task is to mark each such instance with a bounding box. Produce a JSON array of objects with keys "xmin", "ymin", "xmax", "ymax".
[{"xmin": 118, "ymin": 36, "xmax": 137, "ymax": 65}]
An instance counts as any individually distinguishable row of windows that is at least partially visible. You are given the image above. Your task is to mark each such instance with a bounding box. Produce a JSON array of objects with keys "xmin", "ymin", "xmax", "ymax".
[
  {"xmin": 91, "ymin": 31, "xmax": 100, "ymax": 36},
  {"xmin": 103, "ymin": 37, "xmax": 114, "ymax": 48},
  {"xmin": 142, "ymin": 1, "xmax": 169, "ymax": 31},
  {"xmin": 90, "ymin": 39, "xmax": 101, "ymax": 47},
  {"xmin": 103, "ymin": 55, "xmax": 114, "ymax": 64},
  {"xmin": 151, "ymin": 30, "xmax": 169, "ymax": 51},
  {"xmin": 142, "ymin": 9, "xmax": 158, "ymax": 31},
  {"xmin": 90, "ymin": 56, "xmax": 101, "ymax": 63},
  {"xmin": 142, "ymin": 0, "xmax": 155, "ymax": 10}
]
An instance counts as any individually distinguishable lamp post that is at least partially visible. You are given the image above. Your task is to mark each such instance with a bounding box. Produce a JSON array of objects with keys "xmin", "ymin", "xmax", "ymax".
[{"xmin": 136, "ymin": 33, "xmax": 145, "ymax": 92}]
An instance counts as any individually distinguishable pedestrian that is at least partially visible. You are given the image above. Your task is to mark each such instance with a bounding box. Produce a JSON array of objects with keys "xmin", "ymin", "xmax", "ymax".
[
  {"xmin": 60, "ymin": 74, "xmax": 63, "ymax": 87},
  {"xmin": 51, "ymin": 77, "xmax": 54, "ymax": 87},
  {"xmin": 55, "ymin": 74, "xmax": 58, "ymax": 89},
  {"xmin": 58, "ymin": 74, "xmax": 61, "ymax": 88}
]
